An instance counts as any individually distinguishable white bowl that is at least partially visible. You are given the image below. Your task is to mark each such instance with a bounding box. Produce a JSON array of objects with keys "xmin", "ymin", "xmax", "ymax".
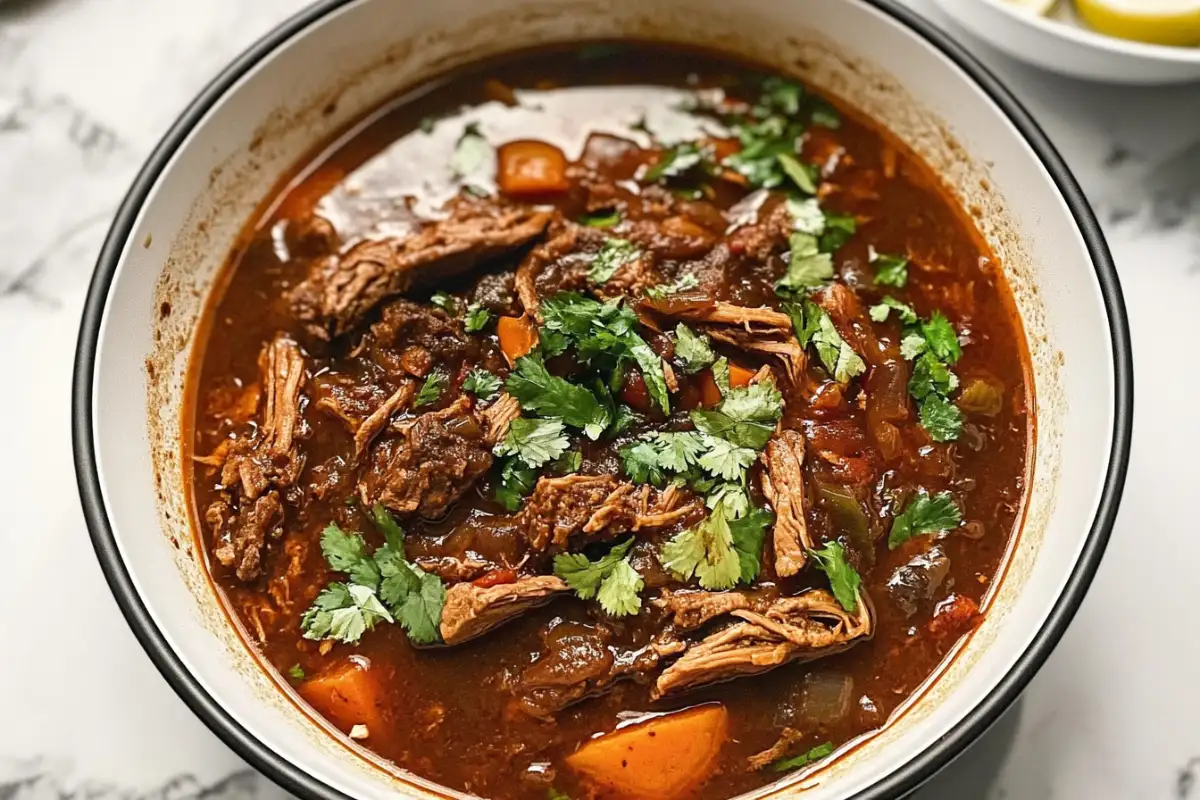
[
  {"xmin": 73, "ymin": 1, "xmax": 1131, "ymax": 798},
  {"xmin": 933, "ymin": 0, "xmax": 1200, "ymax": 84}
]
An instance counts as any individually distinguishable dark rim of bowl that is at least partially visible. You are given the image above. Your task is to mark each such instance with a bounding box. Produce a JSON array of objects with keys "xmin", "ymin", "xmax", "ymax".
[{"xmin": 72, "ymin": 0, "xmax": 1132, "ymax": 797}]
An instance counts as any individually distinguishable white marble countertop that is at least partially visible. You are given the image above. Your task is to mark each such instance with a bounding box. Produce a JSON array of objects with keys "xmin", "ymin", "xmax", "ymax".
[{"xmin": 1, "ymin": 1, "xmax": 1197, "ymax": 798}]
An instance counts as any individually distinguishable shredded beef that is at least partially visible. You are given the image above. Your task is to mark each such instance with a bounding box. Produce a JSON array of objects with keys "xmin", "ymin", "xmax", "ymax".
[{"xmin": 439, "ymin": 575, "xmax": 568, "ymax": 645}]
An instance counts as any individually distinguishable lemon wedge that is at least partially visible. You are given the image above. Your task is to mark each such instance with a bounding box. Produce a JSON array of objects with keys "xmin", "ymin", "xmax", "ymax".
[
  {"xmin": 1005, "ymin": 0, "xmax": 1059, "ymax": 13},
  {"xmin": 1073, "ymin": 0, "xmax": 1200, "ymax": 47}
]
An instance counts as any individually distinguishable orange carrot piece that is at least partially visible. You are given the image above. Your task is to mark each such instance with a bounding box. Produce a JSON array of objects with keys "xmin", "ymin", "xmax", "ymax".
[
  {"xmin": 698, "ymin": 363, "xmax": 756, "ymax": 407},
  {"xmin": 566, "ymin": 705, "xmax": 729, "ymax": 799},
  {"xmin": 497, "ymin": 140, "xmax": 569, "ymax": 196},
  {"xmin": 497, "ymin": 315, "xmax": 538, "ymax": 365},
  {"xmin": 297, "ymin": 656, "xmax": 383, "ymax": 733}
]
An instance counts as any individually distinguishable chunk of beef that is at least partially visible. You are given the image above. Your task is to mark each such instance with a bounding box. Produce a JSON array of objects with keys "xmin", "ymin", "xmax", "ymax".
[
  {"xmin": 439, "ymin": 575, "xmax": 568, "ymax": 645},
  {"xmin": 519, "ymin": 476, "xmax": 702, "ymax": 552},
  {"xmin": 481, "ymin": 393, "xmax": 521, "ymax": 446},
  {"xmin": 358, "ymin": 397, "xmax": 492, "ymax": 518},
  {"xmin": 640, "ymin": 291, "xmax": 792, "ymax": 334},
  {"xmin": 368, "ymin": 299, "xmax": 468, "ymax": 375},
  {"xmin": 353, "ymin": 382, "xmax": 415, "ymax": 458},
  {"xmin": 760, "ymin": 430, "xmax": 813, "ymax": 577},
  {"xmin": 209, "ymin": 491, "xmax": 283, "ymax": 583},
  {"xmin": 469, "ymin": 270, "xmax": 521, "ymax": 317},
  {"xmin": 652, "ymin": 589, "xmax": 872, "ymax": 699},
  {"xmin": 286, "ymin": 213, "xmax": 340, "ymax": 258},
  {"xmin": 219, "ymin": 335, "xmax": 309, "ymax": 500},
  {"xmin": 655, "ymin": 589, "xmax": 770, "ymax": 631},
  {"xmin": 290, "ymin": 197, "xmax": 552, "ymax": 338}
]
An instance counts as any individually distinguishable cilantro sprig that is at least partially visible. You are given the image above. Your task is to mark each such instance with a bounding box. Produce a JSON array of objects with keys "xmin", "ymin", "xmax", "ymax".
[
  {"xmin": 507, "ymin": 354, "xmax": 611, "ymax": 439},
  {"xmin": 888, "ymin": 491, "xmax": 962, "ymax": 549},
  {"xmin": 772, "ymin": 741, "xmax": 835, "ymax": 773},
  {"xmin": 553, "ymin": 538, "xmax": 644, "ymax": 617},
  {"xmin": 661, "ymin": 504, "xmax": 772, "ymax": 590},
  {"xmin": 808, "ymin": 541, "xmax": 861, "ymax": 613},
  {"xmin": 463, "ymin": 368, "xmax": 503, "ymax": 400},
  {"xmin": 300, "ymin": 509, "xmax": 446, "ymax": 645},
  {"xmin": 413, "ymin": 368, "xmax": 449, "ymax": 408},
  {"xmin": 785, "ymin": 299, "xmax": 866, "ymax": 384}
]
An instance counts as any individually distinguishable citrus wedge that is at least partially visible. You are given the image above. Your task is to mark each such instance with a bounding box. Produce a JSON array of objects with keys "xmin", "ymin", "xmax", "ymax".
[{"xmin": 1073, "ymin": 0, "xmax": 1200, "ymax": 47}]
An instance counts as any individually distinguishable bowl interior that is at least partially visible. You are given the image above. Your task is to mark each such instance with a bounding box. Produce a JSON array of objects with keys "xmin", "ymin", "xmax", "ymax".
[{"xmin": 80, "ymin": 1, "xmax": 1122, "ymax": 798}]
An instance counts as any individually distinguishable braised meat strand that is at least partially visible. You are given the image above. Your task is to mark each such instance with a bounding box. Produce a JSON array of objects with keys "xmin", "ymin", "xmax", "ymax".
[{"xmin": 189, "ymin": 44, "xmax": 1029, "ymax": 800}]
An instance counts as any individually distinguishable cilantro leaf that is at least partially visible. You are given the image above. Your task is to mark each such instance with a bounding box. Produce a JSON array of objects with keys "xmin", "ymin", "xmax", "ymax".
[
  {"xmin": 787, "ymin": 197, "xmax": 826, "ymax": 235},
  {"xmin": 707, "ymin": 482, "xmax": 751, "ymax": 519},
  {"xmin": 393, "ymin": 567, "xmax": 445, "ymax": 644},
  {"xmin": 550, "ymin": 449, "xmax": 582, "ymax": 475},
  {"xmin": 494, "ymin": 416, "xmax": 570, "ymax": 469},
  {"xmin": 590, "ymin": 238, "xmax": 641, "ymax": 284},
  {"xmin": 758, "ymin": 76, "xmax": 804, "ymax": 115},
  {"xmin": 661, "ymin": 505, "xmax": 741, "ymax": 590},
  {"xmin": 620, "ymin": 440, "xmax": 668, "ymax": 486},
  {"xmin": 901, "ymin": 333, "xmax": 928, "ymax": 360},
  {"xmin": 320, "ymin": 523, "xmax": 379, "ymax": 587},
  {"xmin": 580, "ymin": 208, "xmax": 621, "ymax": 228},
  {"xmin": 429, "ymin": 291, "xmax": 456, "ymax": 312},
  {"xmin": 723, "ymin": 116, "xmax": 803, "ymax": 190},
  {"xmin": 919, "ymin": 394, "xmax": 963, "ymax": 442},
  {"xmin": 413, "ymin": 368, "xmax": 448, "ymax": 408},
  {"xmin": 674, "ymin": 323, "xmax": 716, "ymax": 374},
  {"xmin": 819, "ymin": 212, "xmax": 856, "ymax": 252},
  {"xmin": 697, "ymin": 437, "xmax": 758, "ymax": 481},
  {"xmin": 777, "ymin": 249, "xmax": 834, "ymax": 293},
  {"xmin": 607, "ymin": 404, "xmax": 642, "ymax": 438},
  {"xmin": 619, "ymin": 431, "xmax": 705, "ymax": 485},
  {"xmin": 729, "ymin": 506, "xmax": 773, "ymax": 582},
  {"xmin": 921, "ymin": 312, "xmax": 962, "ymax": 365},
  {"xmin": 871, "ymin": 252, "xmax": 909, "ymax": 288},
  {"xmin": 789, "ymin": 299, "xmax": 865, "ymax": 383},
  {"xmin": 909, "ymin": 352, "xmax": 959, "ymax": 400},
  {"xmin": 553, "ymin": 539, "xmax": 643, "ymax": 617},
  {"xmin": 808, "ymin": 541, "xmax": 861, "ymax": 612},
  {"xmin": 777, "ymin": 152, "xmax": 818, "ymax": 194},
  {"xmin": 494, "ymin": 456, "xmax": 537, "ymax": 512},
  {"xmin": 869, "ymin": 296, "xmax": 918, "ymax": 325},
  {"xmin": 464, "ymin": 303, "xmax": 491, "ymax": 332},
  {"xmin": 371, "ymin": 504, "xmax": 405, "ymax": 552},
  {"xmin": 888, "ymin": 491, "xmax": 962, "ymax": 549},
  {"xmin": 772, "ymin": 741, "xmax": 835, "ymax": 773},
  {"xmin": 300, "ymin": 583, "xmax": 393, "ymax": 644},
  {"xmin": 287, "ymin": 664, "xmax": 305, "ymax": 680},
  {"xmin": 627, "ymin": 339, "xmax": 671, "ymax": 415},
  {"xmin": 690, "ymin": 378, "xmax": 784, "ymax": 450},
  {"xmin": 451, "ymin": 122, "xmax": 491, "ymax": 179},
  {"xmin": 507, "ymin": 354, "xmax": 611, "ymax": 439},
  {"xmin": 463, "ymin": 368, "xmax": 503, "ymax": 400},
  {"xmin": 811, "ymin": 100, "xmax": 841, "ymax": 128},
  {"xmin": 645, "ymin": 142, "xmax": 711, "ymax": 183}
]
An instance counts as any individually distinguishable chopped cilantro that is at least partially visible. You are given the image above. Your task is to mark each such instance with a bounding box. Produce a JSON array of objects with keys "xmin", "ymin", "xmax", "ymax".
[
  {"xmin": 777, "ymin": 235, "xmax": 834, "ymax": 293},
  {"xmin": 589, "ymin": 238, "xmax": 641, "ymax": 285},
  {"xmin": 777, "ymin": 152, "xmax": 818, "ymax": 194},
  {"xmin": 870, "ymin": 296, "xmax": 919, "ymax": 325},
  {"xmin": 550, "ymin": 449, "xmax": 582, "ymax": 475},
  {"xmin": 909, "ymin": 352, "xmax": 959, "ymax": 400},
  {"xmin": 819, "ymin": 212, "xmax": 857, "ymax": 252},
  {"xmin": 697, "ymin": 437, "xmax": 758, "ymax": 481},
  {"xmin": 463, "ymin": 368, "xmax": 503, "ymax": 401},
  {"xmin": 918, "ymin": 394, "xmax": 963, "ymax": 442},
  {"xmin": 319, "ymin": 523, "xmax": 379, "ymax": 587},
  {"xmin": 494, "ymin": 456, "xmax": 537, "ymax": 512},
  {"xmin": 772, "ymin": 741, "xmax": 835, "ymax": 773},
  {"xmin": 723, "ymin": 116, "xmax": 804, "ymax": 190},
  {"xmin": 620, "ymin": 431, "xmax": 705, "ymax": 486},
  {"xmin": 429, "ymin": 291, "xmax": 456, "ymax": 312},
  {"xmin": 690, "ymin": 377, "xmax": 785, "ymax": 450},
  {"xmin": 644, "ymin": 273, "xmax": 700, "ymax": 300},
  {"xmin": 494, "ymin": 417, "xmax": 570, "ymax": 469},
  {"xmin": 729, "ymin": 506, "xmax": 773, "ymax": 582},
  {"xmin": 707, "ymin": 481, "xmax": 751, "ymax": 518},
  {"xmin": 871, "ymin": 252, "xmax": 909, "ymax": 288},
  {"xmin": 464, "ymin": 303, "xmax": 491, "ymax": 332},
  {"xmin": 888, "ymin": 491, "xmax": 962, "ymax": 549},
  {"xmin": 371, "ymin": 504, "xmax": 405, "ymax": 551},
  {"xmin": 287, "ymin": 664, "xmax": 306, "ymax": 680},
  {"xmin": 674, "ymin": 323, "xmax": 716, "ymax": 374},
  {"xmin": 300, "ymin": 582, "xmax": 392, "ymax": 645},
  {"xmin": 661, "ymin": 505, "xmax": 741, "ymax": 590},
  {"xmin": 413, "ymin": 368, "xmax": 448, "ymax": 408},
  {"xmin": 507, "ymin": 354, "xmax": 611, "ymax": 439},
  {"xmin": 451, "ymin": 122, "xmax": 491, "ymax": 179},
  {"xmin": 808, "ymin": 541, "xmax": 861, "ymax": 612},
  {"xmin": 554, "ymin": 539, "xmax": 644, "ymax": 617},
  {"xmin": 627, "ymin": 339, "xmax": 671, "ymax": 416},
  {"xmin": 620, "ymin": 440, "xmax": 668, "ymax": 486},
  {"xmin": 787, "ymin": 299, "xmax": 865, "ymax": 384},
  {"xmin": 787, "ymin": 197, "xmax": 826, "ymax": 235},
  {"xmin": 644, "ymin": 142, "xmax": 712, "ymax": 183},
  {"xmin": 607, "ymin": 404, "xmax": 642, "ymax": 438},
  {"xmin": 810, "ymin": 100, "xmax": 841, "ymax": 129},
  {"xmin": 921, "ymin": 312, "xmax": 962, "ymax": 365},
  {"xmin": 580, "ymin": 208, "xmax": 621, "ymax": 228},
  {"xmin": 758, "ymin": 76, "xmax": 804, "ymax": 116}
]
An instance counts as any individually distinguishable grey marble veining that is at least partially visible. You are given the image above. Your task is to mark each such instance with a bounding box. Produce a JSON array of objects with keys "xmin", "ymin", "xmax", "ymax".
[{"xmin": 0, "ymin": 0, "xmax": 1197, "ymax": 798}]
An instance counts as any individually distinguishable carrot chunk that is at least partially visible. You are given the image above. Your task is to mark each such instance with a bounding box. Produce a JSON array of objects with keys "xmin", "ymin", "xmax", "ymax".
[
  {"xmin": 497, "ymin": 140, "xmax": 569, "ymax": 196},
  {"xmin": 297, "ymin": 656, "xmax": 384, "ymax": 733},
  {"xmin": 698, "ymin": 363, "xmax": 756, "ymax": 407},
  {"xmin": 566, "ymin": 705, "xmax": 729, "ymax": 799},
  {"xmin": 497, "ymin": 315, "xmax": 538, "ymax": 365}
]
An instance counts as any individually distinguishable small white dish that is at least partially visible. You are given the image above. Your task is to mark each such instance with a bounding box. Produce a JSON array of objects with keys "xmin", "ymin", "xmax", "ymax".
[{"xmin": 933, "ymin": 0, "xmax": 1200, "ymax": 83}]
